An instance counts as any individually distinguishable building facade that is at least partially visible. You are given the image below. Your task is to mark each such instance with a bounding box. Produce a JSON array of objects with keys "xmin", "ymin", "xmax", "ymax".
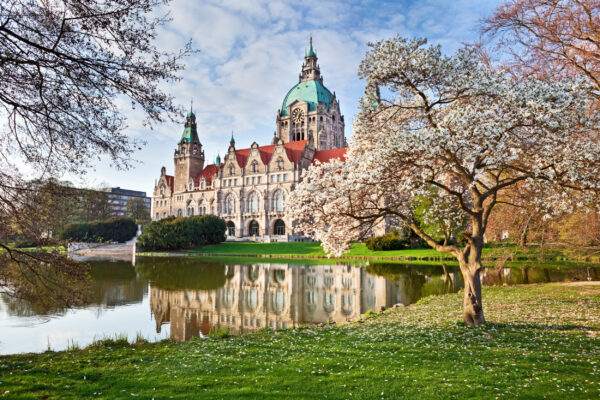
[
  {"xmin": 104, "ymin": 187, "xmax": 151, "ymax": 218},
  {"xmin": 152, "ymin": 39, "xmax": 347, "ymax": 240}
]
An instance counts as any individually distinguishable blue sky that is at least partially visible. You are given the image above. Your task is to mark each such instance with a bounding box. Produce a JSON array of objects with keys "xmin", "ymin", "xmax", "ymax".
[{"xmin": 81, "ymin": 0, "xmax": 502, "ymax": 194}]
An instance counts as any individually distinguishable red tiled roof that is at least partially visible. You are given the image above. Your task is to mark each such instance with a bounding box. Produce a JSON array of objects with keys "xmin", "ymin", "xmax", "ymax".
[
  {"xmin": 234, "ymin": 148, "xmax": 250, "ymax": 168},
  {"xmin": 194, "ymin": 164, "xmax": 219, "ymax": 187},
  {"xmin": 233, "ymin": 140, "xmax": 308, "ymax": 167},
  {"xmin": 284, "ymin": 140, "xmax": 308, "ymax": 163},
  {"xmin": 312, "ymin": 147, "xmax": 347, "ymax": 164},
  {"xmin": 165, "ymin": 175, "xmax": 174, "ymax": 191}
]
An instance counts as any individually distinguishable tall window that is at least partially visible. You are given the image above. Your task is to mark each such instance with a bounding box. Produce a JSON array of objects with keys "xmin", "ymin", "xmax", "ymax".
[
  {"xmin": 227, "ymin": 221, "xmax": 235, "ymax": 236},
  {"xmin": 248, "ymin": 192, "xmax": 259, "ymax": 213},
  {"xmin": 251, "ymin": 160, "xmax": 258, "ymax": 173},
  {"xmin": 225, "ymin": 195, "xmax": 234, "ymax": 214},
  {"xmin": 276, "ymin": 157, "xmax": 284, "ymax": 170},
  {"xmin": 272, "ymin": 191, "xmax": 284, "ymax": 212},
  {"xmin": 249, "ymin": 220, "xmax": 259, "ymax": 236},
  {"xmin": 177, "ymin": 209, "xmax": 182, "ymax": 217},
  {"xmin": 229, "ymin": 164, "xmax": 234, "ymax": 176},
  {"xmin": 274, "ymin": 219, "xmax": 285, "ymax": 235}
]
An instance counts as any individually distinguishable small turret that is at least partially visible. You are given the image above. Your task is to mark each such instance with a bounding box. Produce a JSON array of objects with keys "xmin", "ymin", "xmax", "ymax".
[{"xmin": 300, "ymin": 37, "xmax": 321, "ymax": 83}]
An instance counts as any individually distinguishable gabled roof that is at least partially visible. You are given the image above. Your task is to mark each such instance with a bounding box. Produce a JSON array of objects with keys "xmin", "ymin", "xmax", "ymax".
[
  {"xmin": 313, "ymin": 147, "xmax": 347, "ymax": 164},
  {"xmin": 165, "ymin": 175, "xmax": 174, "ymax": 191},
  {"xmin": 232, "ymin": 140, "xmax": 309, "ymax": 168},
  {"xmin": 194, "ymin": 164, "xmax": 219, "ymax": 187}
]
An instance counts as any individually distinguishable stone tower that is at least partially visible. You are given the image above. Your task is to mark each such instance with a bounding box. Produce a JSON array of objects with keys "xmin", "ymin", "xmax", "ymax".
[
  {"xmin": 276, "ymin": 38, "xmax": 345, "ymax": 150},
  {"xmin": 173, "ymin": 109, "xmax": 204, "ymax": 192}
]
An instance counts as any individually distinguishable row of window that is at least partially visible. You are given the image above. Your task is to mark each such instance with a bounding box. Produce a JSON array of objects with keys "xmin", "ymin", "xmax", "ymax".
[
  {"xmin": 223, "ymin": 191, "xmax": 285, "ymax": 214},
  {"xmin": 226, "ymin": 219, "xmax": 285, "ymax": 236},
  {"xmin": 223, "ymin": 174, "xmax": 288, "ymax": 187}
]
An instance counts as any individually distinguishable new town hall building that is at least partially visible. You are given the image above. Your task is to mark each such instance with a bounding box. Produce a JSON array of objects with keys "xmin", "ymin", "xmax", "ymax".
[{"xmin": 152, "ymin": 39, "xmax": 347, "ymax": 239}]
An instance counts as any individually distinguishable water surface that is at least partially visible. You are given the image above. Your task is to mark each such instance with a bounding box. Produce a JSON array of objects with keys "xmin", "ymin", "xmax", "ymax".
[{"xmin": 1, "ymin": 257, "xmax": 598, "ymax": 355}]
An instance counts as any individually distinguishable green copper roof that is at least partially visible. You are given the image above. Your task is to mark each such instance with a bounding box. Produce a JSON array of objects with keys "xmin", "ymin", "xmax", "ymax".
[
  {"xmin": 306, "ymin": 39, "xmax": 316, "ymax": 57},
  {"xmin": 280, "ymin": 79, "xmax": 334, "ymax": 116},
  {"xmin": 180, "ymin": 125, "xmax": 199, "ymax": 143},
  {"xmin": 186, "ymin": 111, "xmax": 195, "ymax": 118},
  {"xmin": 216, "ymin": 154, "xmax": 221, "ymax": 166}
]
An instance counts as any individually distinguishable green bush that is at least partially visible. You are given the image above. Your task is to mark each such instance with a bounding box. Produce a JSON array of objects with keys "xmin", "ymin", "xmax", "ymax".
[
  {"xmin": 365, "ymin": 229, "xmax": 410, "ymax": 251},
  {"xmin": 136, "ymin": 215, "xmax": 226, "ymax": 251},
  {"xmin": 60, "ymin": 217, "xmax": 137, "ymax": 243}
]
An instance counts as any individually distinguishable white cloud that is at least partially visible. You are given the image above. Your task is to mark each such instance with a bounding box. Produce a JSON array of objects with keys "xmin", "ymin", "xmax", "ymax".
[{"xmin": 77, "ymin": 0, "xmax": 503, "ymax": 193}]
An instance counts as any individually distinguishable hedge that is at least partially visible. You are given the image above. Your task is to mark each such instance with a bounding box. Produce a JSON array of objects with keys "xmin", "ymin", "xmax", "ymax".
[
  {"xmin": 136, "ymin": 215, "xmax": 226, "ymax": 251},
  {"xmin": 60, "ymin": 217, "xmax": 137, "ymax": 243}
]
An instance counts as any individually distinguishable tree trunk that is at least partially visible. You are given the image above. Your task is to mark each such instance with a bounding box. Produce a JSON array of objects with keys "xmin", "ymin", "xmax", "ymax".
[
  {"xmin": 519, "ymin": 214, "xmax": 532, "ymax": 247},
  {"xmin": 459, "ymin": 261, "xmax": 485, "ymax": 325}
]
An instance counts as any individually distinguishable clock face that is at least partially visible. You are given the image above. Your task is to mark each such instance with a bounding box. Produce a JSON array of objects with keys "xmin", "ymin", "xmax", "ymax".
[{"xmin": 292, "ymin": 108, "xmax": 304, "ymax": 123}]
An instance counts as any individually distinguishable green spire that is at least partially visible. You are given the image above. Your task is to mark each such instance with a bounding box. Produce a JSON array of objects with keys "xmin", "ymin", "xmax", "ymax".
[
  {"xmin": 186, "ymin": 99, "xmax": 195, "ymax": 118},
  {"xmin": 216, "ymin": 153, "xmax": 221, "ymax": 166},
  {"xmin": 306, "ymin": 36, "xmax": 316, "ymax": 58},
  {"xmin": 230, "ymin": 131, "xmax": 235, "ymax": 145}
]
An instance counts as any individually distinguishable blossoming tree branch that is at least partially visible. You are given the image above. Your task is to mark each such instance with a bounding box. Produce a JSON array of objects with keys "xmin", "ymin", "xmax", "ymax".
[{"xmin": 290, "ymin": 37, "xmax": 600, "ymax": 325}]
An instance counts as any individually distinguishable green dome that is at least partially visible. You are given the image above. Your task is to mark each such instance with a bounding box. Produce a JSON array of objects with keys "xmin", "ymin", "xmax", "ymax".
[
  {"xmin": 280, "ymin": 80, "xmax": 334, "ymax": 116},
  {"xmin": 186, "ymin": 111, "xmax": 195, "ymax": 118}
]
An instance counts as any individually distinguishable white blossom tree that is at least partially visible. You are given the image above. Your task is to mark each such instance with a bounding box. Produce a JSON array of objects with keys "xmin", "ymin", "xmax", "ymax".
[{"xmin": 290, "ymin": 37, "xmax": 600, "ymax": 325}]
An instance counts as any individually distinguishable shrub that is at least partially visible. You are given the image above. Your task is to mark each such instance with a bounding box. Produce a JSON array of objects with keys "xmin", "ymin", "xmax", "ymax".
[
  {"xmin": 59, "ymin": 217, "xmax": 137, "ymax": 243},
  {"xmin": 136, "ymin": 215, "xmax": 226, "ymax": 251},
  {"xmin": 365, "ymin": 229, "xmax": 409, "ymax": 251}
]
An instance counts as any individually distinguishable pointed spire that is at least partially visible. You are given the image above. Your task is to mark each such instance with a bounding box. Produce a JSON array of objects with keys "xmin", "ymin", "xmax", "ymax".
[
  {"xmin": 306, "ymin": 36, "xmax": 317, "ymax": 58},
  {"xmin": 216, "ymin": 153, "xmax": 221, "ymax": 166},
  {"xmin": 230, "ymin": 130, "xmax": 235, "ymax": 145},
  {"xmin": 187, "ymin": 99, "xmax": 195, "ymax": 118}
]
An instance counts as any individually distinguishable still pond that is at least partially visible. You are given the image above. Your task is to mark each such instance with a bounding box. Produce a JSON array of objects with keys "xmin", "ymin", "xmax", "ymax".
[{"xmin": 1, "ymin": 257, "xmax": 599, "ymax": 355}]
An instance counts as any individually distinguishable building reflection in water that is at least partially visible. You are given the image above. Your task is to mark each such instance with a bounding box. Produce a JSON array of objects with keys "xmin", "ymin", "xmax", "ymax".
[{"xmin": 150, "ymin": 263, "xmax": 457, "ymax": 342}]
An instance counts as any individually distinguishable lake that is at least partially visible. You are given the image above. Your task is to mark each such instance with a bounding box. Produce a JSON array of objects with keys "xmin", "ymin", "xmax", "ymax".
[{"xmin": 1, "ymin": 256, "xmax": 598, "ymax": 355}]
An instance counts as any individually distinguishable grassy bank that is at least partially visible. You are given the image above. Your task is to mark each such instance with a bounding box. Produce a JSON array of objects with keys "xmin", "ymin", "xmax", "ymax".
[
  {"xmin": 1, "ymin": 283, "xmax": 599, "ymax": 399},
  {"xmin": 138, "ymin": 241, "xmax": 600, "ymax": 263}
]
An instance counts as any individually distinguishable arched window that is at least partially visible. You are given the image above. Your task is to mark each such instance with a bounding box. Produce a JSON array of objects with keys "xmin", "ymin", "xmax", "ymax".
[
  {"xmin": 228, "ymin": 164, "xmax": 234, "ymax": 176},
  {"xmin": 177, "ymin": 209, "xmax": 182, "ymax": 217},
  {"xmin": 226, "ymin": 221, "xmax": 235, "ymax": 236},
  {"xmin": 251, "ymin": 160, "xmax": 258, "ymax": 173},
  {"xmin": 272, "ymin": 191, "xmax": 284, "ymax": 212},
  {"xmin": 224, "ymin": 195, "xmax": 235, "ymax": 214},
  {"xmin": 248, "ymin": 192, "xmax": 259, "ymax": 213},
  {"xmin": 276, "ymin": 157, "xmax": 284, "ymax": 171},
  {"xmin": 155, "ymin": 213, "xmax": 159, "ymax": 220},
  {"xmin": 249, "ymin": 220, "xmax": 259, "ymax": 236},
  {"xmin": 274, "ymin": 219, "xmax": 285, "ymax": 235}
]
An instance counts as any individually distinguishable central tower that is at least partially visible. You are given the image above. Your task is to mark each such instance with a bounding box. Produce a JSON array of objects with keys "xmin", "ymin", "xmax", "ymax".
[
  {"xmin": 275, "ymin": 38, "xmax": 345, "ymax": 150},
  {"xmin": 174, "ymin": 109, "xmax": 205, "ymax": 192}
]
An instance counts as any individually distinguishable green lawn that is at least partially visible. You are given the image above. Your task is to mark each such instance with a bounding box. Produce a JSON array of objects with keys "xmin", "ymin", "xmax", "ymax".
[
  {"xmin": 192, "ymin": 242, "xmax": 448, "ymax": 259},
  {"xmin": 185, "ymin": 241, "xmax": 600, "ymax": 263},
  {"xmin": 1, "ymin": 283, "xmax": 599, "ymax": 399}
]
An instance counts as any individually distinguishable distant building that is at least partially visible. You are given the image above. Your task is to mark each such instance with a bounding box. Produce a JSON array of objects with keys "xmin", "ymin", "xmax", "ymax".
[{"xmin": 103, "ymin": 187, "xmax": 151, "ymax": 217}]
